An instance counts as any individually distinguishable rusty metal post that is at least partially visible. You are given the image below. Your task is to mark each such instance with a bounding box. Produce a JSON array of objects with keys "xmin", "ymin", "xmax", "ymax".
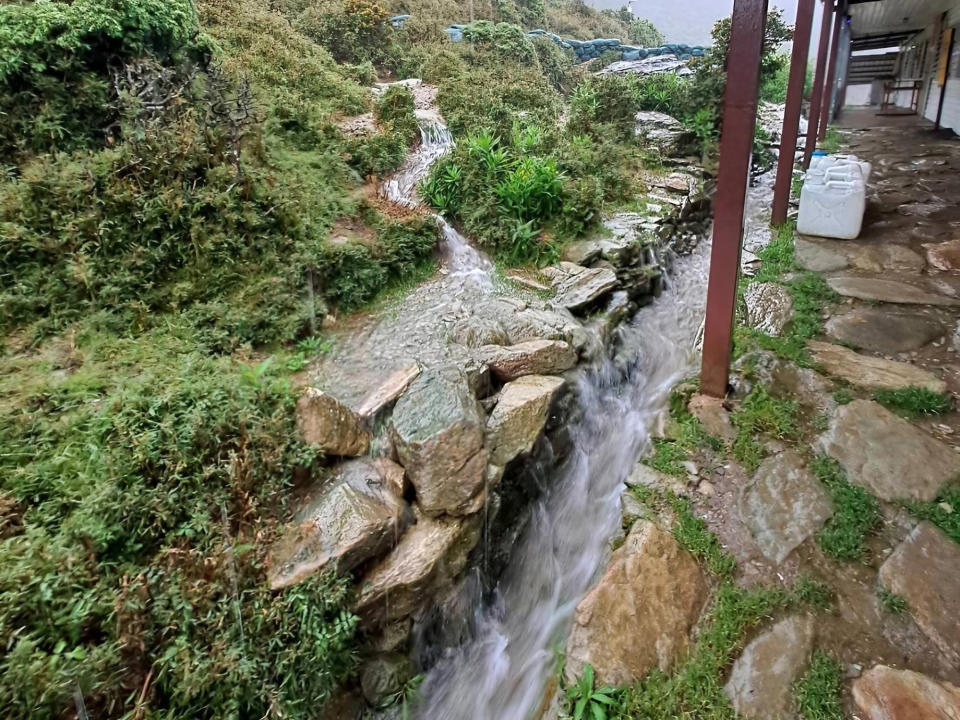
[
  {"xmin": 804, "ymin": 0, "xmax": 835, "ymax": 167},
  {"xmin": 700, "ymin": 0, "xmax": 769, "ymax": 399},
  {"xmin": 771, "ymin": 0, "xmax": 816, "ymax": 226},
  {"xmin": 818, "ymin": 1, "xmax": 844, "ymax": 140}
]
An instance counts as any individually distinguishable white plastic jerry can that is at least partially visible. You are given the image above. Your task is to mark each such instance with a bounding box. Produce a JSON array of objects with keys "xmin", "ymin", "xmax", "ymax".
[{"xmin": 797, "ymin": 165, "xmax": 866, "ymax": 240}]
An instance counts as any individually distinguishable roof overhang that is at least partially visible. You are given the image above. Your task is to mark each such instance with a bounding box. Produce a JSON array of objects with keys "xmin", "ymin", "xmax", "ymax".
[{"xmin": 848, "ymin": 0, "xmax": 956, "ymax": 41}]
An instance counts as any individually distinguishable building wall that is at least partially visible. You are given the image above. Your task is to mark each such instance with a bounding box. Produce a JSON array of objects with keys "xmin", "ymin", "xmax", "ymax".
[{"xmin": 903, "ymin": 2, "xmax": 960, "ymax": 132}]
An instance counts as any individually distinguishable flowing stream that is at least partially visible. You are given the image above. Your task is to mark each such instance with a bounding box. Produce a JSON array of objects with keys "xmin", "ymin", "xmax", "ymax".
[{"xmin": 414, "ymin": 236, "xmax": 713, "ymax": 719}]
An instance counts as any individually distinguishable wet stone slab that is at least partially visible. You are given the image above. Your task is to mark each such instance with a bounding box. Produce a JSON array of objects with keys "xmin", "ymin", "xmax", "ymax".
[
  {"xmin": 825, "ymin": 309, "xmax": 944, "ymax": 354},
  {"xmin": 826, "ymin": 276, "xmax": 960, "ymax": 307},
  {"xmin": 808, "ymin": 341, "xmax": 946, "ymax": 392}
]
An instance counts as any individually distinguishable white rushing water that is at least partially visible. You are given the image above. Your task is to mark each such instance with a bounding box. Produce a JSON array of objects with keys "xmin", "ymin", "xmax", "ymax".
[
  {"xmin": 380, "ymin": 117, "xmax": 492, "ymax": 286},
  {"xmin": 414, "ymin": 237, "xmax": 713, "ymax": 720}
]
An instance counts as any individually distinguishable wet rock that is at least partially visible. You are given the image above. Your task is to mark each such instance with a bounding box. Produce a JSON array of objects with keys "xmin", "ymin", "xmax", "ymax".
[
  {"xmin": 826, "ymin": 276, "xmax": 960, "ymax": 307},
  {"xmin": 564, "ymin": 521, "xmax": 707, "ymax": 686},
  {"xmin": 561, "ymin": 240, "xmax": 603, "ymax": 266},
  {"xmin": 738, "ymin": 451, "xmax": 833, "ymax": 564},
  {"xmin": 688, "ymin": 394, "xmax": 736, "ymax": 445},
  {"xmin": 853, "ymin": 665, "xmax": 960, "ymax": 720},
  {"xmin": 626, "ymin": 462, "xmax": 688, "ymax": 497},
  {"xmin": 356, "ymin": 364, "xmax": 421, "ymax": 419},
  {"xmin": 505, "ymin": 307, "xmax": 589, "ymax": 351},
  {"xmin": 795, "ymin": 236, "xmax": 848, "ymax": 272},
  {"xmin": 486, "ymin": 375, "xmax": 565, "ymax": 467},
  {"xmin": 620, "ymin": 489, "xmax": 648, "ymax": 527},
  {"xmin": 744, "ymin": 282, "xmax": 793, "ymax": 336},
  {"xmin": 733, "ymin": 351, "xmax": 833, "ymax": 411},
  {"xmin": 479, "ymin": 339, "xmax": 577, "ymax": 382},
  {"xmin": 549, "ymin": 263, "xmax": 619, "ymax": 313},
  {"xmin": 390, "ymin": 366, "xmax": 487, "ymax": 517},
  {"xmin": 634, "ymin": 111, "xmax": 689, "ymax": 156},
  {"xmin": 354, "ymin": 512, "xmax": 481, "ymax": 625},
  {"xmin": 296, "ymin": 387, "xmax": 371, "ymax": 456},
  {"xmin": 725, "ymin": 615, "xmax": 816, "ymax": 720},
  {"xmin": 879, "ymin": 522, "xmax": 960, "ymax": 665},
  {"xmin": 808, "ymin": 341, "xmax": 946, "ymax": 392},
  {"xmin": 268, "ymin": 459, "xmax": 405, "ymax": 589},
  {"xmin": 361, "ymin": 654, "xmax": 413, "ymax": 706},
  {"xmin": 819, "ymin": 400, "xmax": 958, "ymax": 502},
  {"xmin": 924, "ymin": 239, "xmax": 960, "ymax": 272},
  {"xmin": 450, "ymin": 315, "xmax": 510, "ymax": 348},
  {"xmin": 826, "ymin": 310, "xmax": 944, "ymax": 354}
]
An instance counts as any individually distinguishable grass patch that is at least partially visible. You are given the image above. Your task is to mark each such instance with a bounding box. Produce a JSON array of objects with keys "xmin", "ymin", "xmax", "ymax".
[
  {"xmin": 878, "ymin": 587, "xmax": 908, "ymax": 615},
  {"xmin": 819, "ymin": 128, "xmax": 843, "ymax": 155},
  {"xmin": 813, "ymin": 455, "xmax": 881, "ymax": 562},
  {"xmin": 873, "ymin": 387, "xmax": 956, "ymax": 419},
  {"xmin": 645, "ymin": 384, "xmax": 723, "ymax": 478},
  {"xmin": 794, "ymin": 651, "xmax": 844, "ymax": 720},
  {"xmin": 731, "ymin": 386, "xmax": 802, "ymax": 472},
  {"xmin": 904, "ymin": 484, "xmax": 960, "ymax": 546},
  {"xmin": 832, "ymin": 387, "xmax": 855, "ymax": 405}
]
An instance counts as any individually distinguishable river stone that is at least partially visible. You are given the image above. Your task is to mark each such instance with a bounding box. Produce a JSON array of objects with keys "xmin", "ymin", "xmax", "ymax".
[
  {"xmin": 268, "ymin": 459, "xmax": 405, "ymax": 589},
  {"xmin": 725, "ymin": 615, "xmax": 816, "ymax": 720},
  {"xmin": 744, "ymin": 282, "xmax": 793, "ymax": 336},
  {"xmin": 808, "ymin": 341, "xmax": 946, "ymax": 392},
  {"xmin": 296, "ymin": 387, "xmax": 371, "ymax": 456},
  {"xmin": 626, "ymin": 462, "xmax": 689, "ymax": 497},
  {"xmin": 634, "ymin": 111, "xmax": 688, "ymax": 155},
  {"xmin": 353, "ymin": 512, "xmax": 481, "ymax": 625},
  {"xmin": 825, "ymin": 310, "xmax": 943, "ymax": 354},
  {"xmin": 561, "ymin": 240, "xmax": 603, "ymax": 266},
  {"xmin": 738, "ymin": 451, "xmax": 833, "ymax": 564},
  {"xmin": 564, "ymin": 520, "xmax": 707, "ymax": 686},
  {"xmin": 390, "ymin": 366, "xmax": 487, "ymax": 517},
  {"xmin": 879, "ymin": 522, "xmax": 960, "ymax": 665},
  {"xmin": 826, "ymin": 276, "xmax": 960, "ymax": 306},
  {"xmin": 924, "ymin": 239, "xmax": 960, "ymax": 272},
  {"xmin": 796, "ymin": 237, "xmax": 848, "ymax": 272},
  {"xmin": 819, "ymin": 400, "xmax": 959, "ymax": 502},
  {"xmin": 551, "ymin": 265, "xmax": 618, "ymax": 313},
  {"xmin": 505, "ymin": 307, "xmax": 589, "ymax": 351},
  {"xmin": 479, "ymin": 339, "xmax": 577, "ymax": 382},
  {"xmin": 853, "ymin": 666, "xmax": 960, "ymax": 720},
  {"xmin": 356, "ymin": 364, "xmax": 421, "ymax": 418},
  {"xmin": 486, "ymin": 375, "xmax": 565, "ymax": 467},
  {"xmin": 360, "ymin": 654, "xmax": 413, "ymax": 706}
]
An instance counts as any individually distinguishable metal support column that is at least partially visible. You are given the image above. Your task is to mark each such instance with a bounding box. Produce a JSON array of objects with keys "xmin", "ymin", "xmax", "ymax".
[
  {"xmin": 700, "ymin": 0, "xmax": 769, "ymax": 398},
  {"xmin": 804, "ymin": 0, "xmax": 835, "ymax": 168},
  {"xmin": 818, "ymin": 1, "xmax": 845, "ymax": 140},
  {"xmin": 771, "ymin": 0, "xmax": 816, "ymax": 226}
]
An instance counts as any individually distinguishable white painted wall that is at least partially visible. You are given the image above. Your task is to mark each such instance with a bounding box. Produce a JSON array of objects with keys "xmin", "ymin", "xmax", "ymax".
[
  {"xmin": 919, "ymin": 2, "xmax": 960, "ymax": 131},
  {"xmin": 846, "ymin": 84, "xmax": 872, "ymax": 106}
]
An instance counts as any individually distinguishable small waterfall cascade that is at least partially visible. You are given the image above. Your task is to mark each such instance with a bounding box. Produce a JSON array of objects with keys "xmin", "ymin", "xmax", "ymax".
[{"xmin": 412, "ymin": 236, "xmax": 714, "ymax": 720}]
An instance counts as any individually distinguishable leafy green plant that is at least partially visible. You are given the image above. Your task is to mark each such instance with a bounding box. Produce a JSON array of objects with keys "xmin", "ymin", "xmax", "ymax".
[
  {"xmin": 794, "ymin": 651, "xmax": 844, "ymax": 720},
  {"xmin": 813, "ymin": 455, "xmax": 881, "ymax": 562},
  {"xmin": 873, "ymin": 387, "xmax": 956, "ymax": 418},
  {"xmin": 566, "ymin": 664, "xmax": 618, "ymax": 720},
  {"xmin": 731, "ymin": 386, "xmax": 801, "ymax": 472}
]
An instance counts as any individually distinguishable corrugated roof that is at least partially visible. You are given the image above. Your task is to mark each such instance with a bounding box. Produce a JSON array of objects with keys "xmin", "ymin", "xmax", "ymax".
[{"xmin": 849, "ymin": 0, "xmax": 956, "ymax": 38}]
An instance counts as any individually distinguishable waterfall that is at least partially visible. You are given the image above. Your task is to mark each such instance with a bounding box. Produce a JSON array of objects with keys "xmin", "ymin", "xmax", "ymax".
[{"xmin": 412, "ymin": 236, "xmax": 714, "ymax": 720}]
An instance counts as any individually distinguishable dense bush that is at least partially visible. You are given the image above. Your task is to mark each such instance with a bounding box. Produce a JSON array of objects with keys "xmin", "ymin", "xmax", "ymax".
[
  {"xmin": 297, "ymin": 0, "xmax": 394, "ymax": 64},
  {"xmin": 461, "ymin": 20, "xmax": 538, "ymax": 64}
]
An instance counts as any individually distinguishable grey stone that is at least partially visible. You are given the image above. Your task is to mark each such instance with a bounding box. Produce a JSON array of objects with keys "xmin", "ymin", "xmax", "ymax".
[
  {"xmin": 744, "ymin": 282, "xmax": 793, "ymax": 336},
  {"xmin": 551, "ymin": 264, "xmax": 619, "ymax": 313},
  {"xmin": 826, "ymin": 276, "xmax": 960, "ymax": 307},
  {"xmin": 626, "ymin": 462, "xmax": 689, "ymax": 497},
  {"xmin": 561, "ymin": 240, "xmax": 603, "ymax": 266},
  {"xmin": 354, "ymin": 512, "xmax": 481, "ymax": 625},
  {"xmin": 819, "ymin": 400, "xmax": 959, "ymax": 502},
  {"xmin": 826, "ymin": 310, "xmax": 944, "ymax": 354},
  {"xmin": 390, "ymin": 366, "xmax": 487, "ymax": 517},
  {"xmin": 504, "ymin": 307, "xmax": 589, "ymax": 350},
  {"xmin": 296, "ymin": 387, "xmax": 371, "ymax": 456},
  {"xmin": 688, "ymin": 394, "xmax": 736, "ymax": 445},
  {"xmin": 360, "ymin": 654, "xmax": 413, "ymax": 706},
  {"xmin": 738, "ymin": 451, "xmax": 833, "ymax": 564},
  {"xmin": 479, "ymin": 339, "xmax": 577, "ymax": 381},
  {"xmin": 356, "ymin": 364, "xmax": 421, "ymax": 418},
  {"xmin": 795, "ymin": 237, "xmax": 848, "ymax": 272},
  {"xmin": 633, "ymin": 110, "xmax": 690, "ymax": 155},
  {"xmin": 268, "ymin": 459, "xmax": 405, "ymax": 589},
  {"xmin": 808, "ymin": 341, "xmax": 946, "ymax": 392},
  {"xmin": 924, "ymin": 239, "xmax": 960, "ymax": 272},
  {"xmin": 486, "ymin": 375, "xmax": 565, "ymax": 466},
  {"xmin": 725, "ymin": 615, "xmax": 816, "ymax": 720},
  {"xmin": 853, "ymin": 665, "xmax": 960, "ymax": 720},
  {"xmin": 879, "ymin": 522, "xmax": 960, "ymax": 665}
]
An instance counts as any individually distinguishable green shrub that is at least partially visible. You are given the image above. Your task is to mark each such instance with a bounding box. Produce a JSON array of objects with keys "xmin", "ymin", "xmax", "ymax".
[
  {"xmin": 297, "ymin": 0, "xmax": 393, "ymax": 64},
  {"xmin": 461, "ymin": 20, "xmax": 537, "ymax": 64},
  {"xmin": 375, "ymin": 85, "xmax": 419, "ymax": 143},
  {"xmin": 531, "ymin": 34, "xmax": 576, "ymax": 92}
]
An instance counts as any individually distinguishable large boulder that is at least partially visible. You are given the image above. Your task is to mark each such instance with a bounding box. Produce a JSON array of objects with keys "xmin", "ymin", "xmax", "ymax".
[
  {"xmin": 356, "ymin": 364, "xmax": 421, "ymax": 419},
  {"xmin": 725, "ymin": 615, "xmax": 816, "ymax": 720},
  {"xmin": 634, "ymin": 111, "xmax": 690, "ymax": 155},
  {"xmin": 390, "ymin": 366, "xmax": 487, "ymax": 517},
  {"xmin": 296, "ymin": 387, "xmax": 371, "ymax": 456},
  {"xmin": 879, "ymin": 522, "xmax": 960, "ymax": 665},
  {"xmin": 853, "ymin": 666, "xmax": 960, "ymax": 720},
  {"xmin": 808, "ymin": 341, "xmax": 946, "ymax": 392},
  {"xmin": 268, "ymin": 459, "xmax": 405, "ymax": 589},
  {"xmin": 486, "ymin": 375, "xmax": 565, "ymax": 467},
  {"xmin": 738, "ymin": 451, "xmax": 833, "ymax": 564},
  {"xmin": 503, "ymin": 306, "xmax": 589, "ymax": 350},
  {"xmin": 564, "ymin": 521, "xmax": 707, "ymax": 686},
  {"xmin": 353, "ymin": 512, "xmax": 481, "ymax": 625},
  {"xmin": 819, "ymin": 400, "xmax": 958, "ymax": 502},
  {"xmin": 479, "ymin": 339, "xmax": 576, "ymax": 382}
]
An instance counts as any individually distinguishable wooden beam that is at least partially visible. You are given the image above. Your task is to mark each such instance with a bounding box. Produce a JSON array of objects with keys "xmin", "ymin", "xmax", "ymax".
[{"xmin": 700, "ymin": 0, "xmax": 769, "ymax": 398}]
